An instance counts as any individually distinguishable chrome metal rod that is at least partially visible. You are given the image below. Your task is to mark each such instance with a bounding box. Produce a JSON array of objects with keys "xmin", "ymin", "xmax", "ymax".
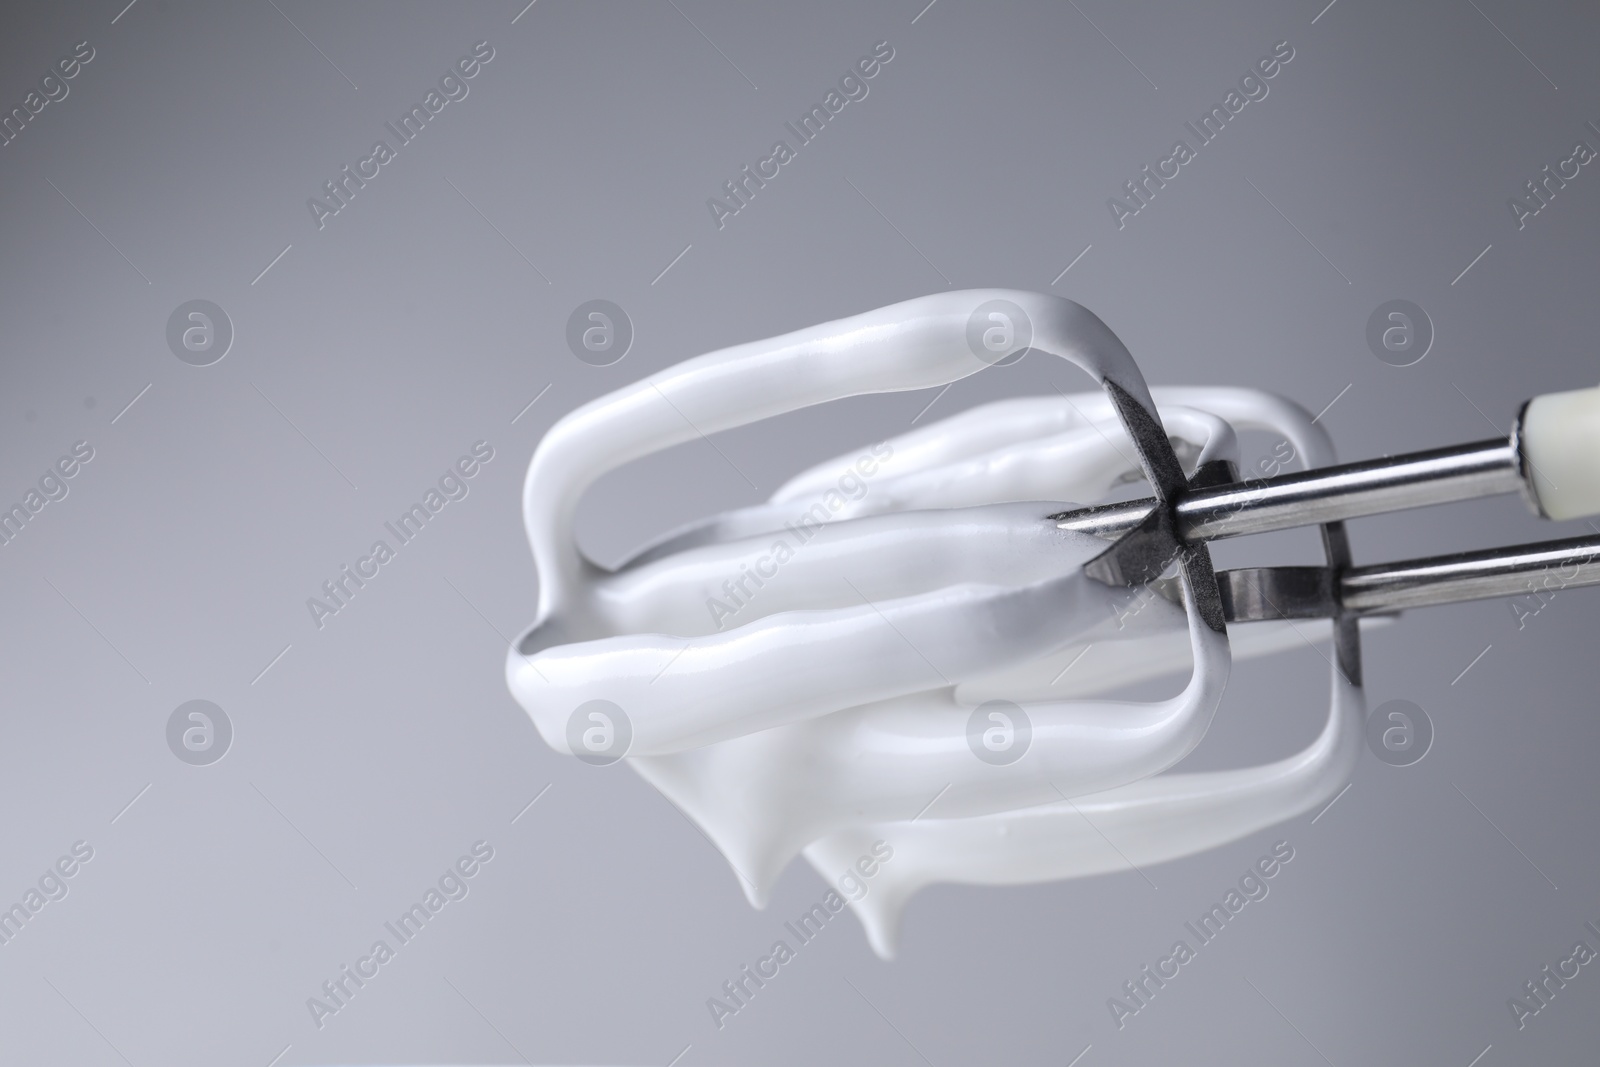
[
  {"xmin": 1056, "ymin": 438, "xmax": 1526, "ymax": 541},
  {"xmin": 1341, "ymin": 534, "xmax": 1600, "ymax": 615}
]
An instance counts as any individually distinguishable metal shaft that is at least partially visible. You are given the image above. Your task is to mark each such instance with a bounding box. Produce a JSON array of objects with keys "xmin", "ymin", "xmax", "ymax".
[
  {"xmin": 1341, "ymin": 534, "xmax": 1600, "ymax": 615},
  {"xmin": 1057, "ymin": 438, "xmax": 1527, "ymax": 542}
]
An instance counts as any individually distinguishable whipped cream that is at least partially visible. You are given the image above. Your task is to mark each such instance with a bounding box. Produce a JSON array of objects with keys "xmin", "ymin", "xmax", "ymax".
[{"xmin": 507, "ymin": 291, "xmax": 1363, "ymax": 958}]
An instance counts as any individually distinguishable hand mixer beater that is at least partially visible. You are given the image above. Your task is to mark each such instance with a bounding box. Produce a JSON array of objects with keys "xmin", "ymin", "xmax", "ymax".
[{"xmin": 505, "ymin": 291, "xmax": 1600, "ymax": 956}]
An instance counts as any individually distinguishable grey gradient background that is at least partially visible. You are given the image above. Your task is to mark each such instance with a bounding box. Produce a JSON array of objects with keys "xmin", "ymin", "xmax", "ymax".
[{"xmin": 1, "ymin": 0, "xmax": 1597, "ymax": 1064}]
